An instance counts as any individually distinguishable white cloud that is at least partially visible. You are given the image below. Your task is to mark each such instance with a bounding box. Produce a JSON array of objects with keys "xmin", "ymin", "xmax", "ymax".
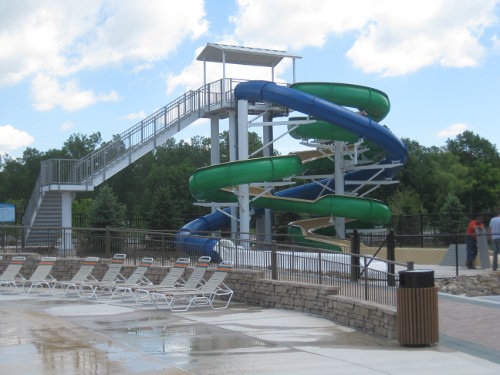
[
  {"xmin": 31, "ymin": 74, "xmax": 120, "ymax": 111},
  {"xmin": 346, "ymin": 0, "xmax": 498, "ymax": 76},
  {"xmin": 0, "ymin": 0, "xmax": 102, "ymax": 86},
  {"xmin": 435, "ymin": 123, "xmax": 468, "ymax": 138},
  {"xmin": 492, "ymin": 34, "xmax": 500, "ymax": 50},
  {"xmin": 0, "ymin": 0, "xmax": 209, "ymax": 112},
  {"xmin": 60, "ymin": 121, "xmax": 74, "ymax": 131},
  {"xmin": 74, "ymin": 0, "xmax": 208, "ymax": 71},
  {"xmin": 0, "ymin": 0, "xmax": 208, "ymax": 84},
  {"xmin": 0, "ymin": 124, "xmax": 34, "ymax": 154},
  {"xmin": 230, "ymin": 0, "xmax": 374, "ymax": 50},
  {"xmin": 165, "ymin": 0, "xmax": 500, "ymax": 93},
  {"xmin": 227, "ymin": 0, "xmax": 499, "ymax": 77},
  {"xmin": 124, "ymin": 111, "xmax": 147, "ymax": 121}
]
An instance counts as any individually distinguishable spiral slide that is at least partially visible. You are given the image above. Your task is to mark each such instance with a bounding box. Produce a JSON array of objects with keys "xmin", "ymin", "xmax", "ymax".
[{"xmin": 176, "ymin": 80, "xmax": 408, "ymax": 260}]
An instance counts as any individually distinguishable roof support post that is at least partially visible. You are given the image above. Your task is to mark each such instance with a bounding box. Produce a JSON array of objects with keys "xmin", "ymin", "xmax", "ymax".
[{"xmin": 61, "ymin": 191, "xmax": 74, "ymax": 255}]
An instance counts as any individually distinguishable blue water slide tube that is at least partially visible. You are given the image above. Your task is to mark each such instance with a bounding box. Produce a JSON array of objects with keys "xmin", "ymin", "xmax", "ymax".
[{"xmin": 176, "ymin": 80, "xmax": 408, "ymax": 259}]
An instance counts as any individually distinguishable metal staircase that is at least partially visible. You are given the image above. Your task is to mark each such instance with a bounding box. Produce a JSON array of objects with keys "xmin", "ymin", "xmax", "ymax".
[{"xmin": 22, "ymin": 78, "xmax": 244, "ymax": 245}]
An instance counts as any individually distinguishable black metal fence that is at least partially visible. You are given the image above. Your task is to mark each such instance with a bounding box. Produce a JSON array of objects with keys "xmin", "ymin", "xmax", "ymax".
[
  {"xmin": 1, "ymin": 225, "xmax": 414, "ymax": 306},
  {"xmin": 8, "ymin": 211, "xmax": 492, "ymax": 234},
  {"xmin": 2, "ymin": 224, "xmax": 495, "ymax": 307}
]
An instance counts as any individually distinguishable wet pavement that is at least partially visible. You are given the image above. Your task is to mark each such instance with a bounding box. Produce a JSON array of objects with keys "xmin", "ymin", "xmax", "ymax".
[{"xmin": 1, "ymin": 291, "xmax": 500, "ymax": 374}]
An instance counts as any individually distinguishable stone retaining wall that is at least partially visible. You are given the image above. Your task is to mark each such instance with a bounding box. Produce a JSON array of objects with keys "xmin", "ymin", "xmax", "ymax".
[
  {"xmin": 224, "ymin": 269, "xmax": 397, "ymax": 339},
  {"xmin": 0, "ymin": 255, "xmax": 397, "ymax": 339}
]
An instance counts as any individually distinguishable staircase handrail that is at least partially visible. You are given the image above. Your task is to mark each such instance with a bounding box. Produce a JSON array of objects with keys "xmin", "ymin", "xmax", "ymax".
[
  {"xmin": 73, "ymin": 77, "xmax": 240, "ymax": 184},
  {"xmin": 21, "ymin": 78, "xmax": 243, "ymax": 227},
  {"xmin": 22, "ymin": 173, "xmax": 43, "ymax": 227}
]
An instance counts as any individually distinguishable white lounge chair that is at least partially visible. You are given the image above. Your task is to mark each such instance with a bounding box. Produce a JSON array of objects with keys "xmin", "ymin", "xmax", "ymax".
[
  {"xmin": 56, "ymin": 257, "xmax": 99, "ymax": 296},
  {"xmin": 0, "ymin": 256, "xmax": 27, "ymax": 293},
  {"xmin": 20, "ymin": 257, "xmax": 57, "ymax": 294},
  {"xmin": 91, "ymin": 257, "xmax": 154, "ymax": 299},
  {"xmin": 151, "ymin": 260, "xmax": 234, "ymax": 311},
  {"xmin": 134, "ymin": 256, "xmax": 210, "ymax": 304},
  {"xmin": 115, "ymin": 257, "xmax": 191, "ymax": 302},
  {"xmin": 79, "ymin": 253, "xmax": 127, "ymax": 298}
]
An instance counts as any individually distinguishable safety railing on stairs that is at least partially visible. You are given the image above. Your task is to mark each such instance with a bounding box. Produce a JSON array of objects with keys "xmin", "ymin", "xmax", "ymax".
[{"xmin": 22, "ymin": 78, "xmax": 245, "ymax": 228}]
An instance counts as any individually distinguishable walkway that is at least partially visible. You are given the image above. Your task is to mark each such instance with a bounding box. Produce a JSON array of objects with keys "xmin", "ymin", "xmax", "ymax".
[
  {"xmin": 439, "ymin": 293, "xmax": 500, "ymax": 364},
  {"xmin": 0, "ymin": 291, "xmax": 499, "ymax": 374}
]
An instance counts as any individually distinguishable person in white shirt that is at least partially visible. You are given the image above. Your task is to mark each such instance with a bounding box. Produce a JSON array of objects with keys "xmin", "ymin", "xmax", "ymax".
[{"xmin": 488, "ymin": 213, "xmax": 500, "ymax": 271}]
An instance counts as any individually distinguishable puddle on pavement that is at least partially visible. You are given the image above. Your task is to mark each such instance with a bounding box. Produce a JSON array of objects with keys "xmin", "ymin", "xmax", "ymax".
[
  {"xmin": 1, "ymin": 296, "xmax": 403, "ymax": 374},
  {"xmin": 0, "ymin": 326, "xmax": 121, "ymax": 375},
  {"xmin": 113, "ymin": 322, "xmax": 275, "ymax": 354}
]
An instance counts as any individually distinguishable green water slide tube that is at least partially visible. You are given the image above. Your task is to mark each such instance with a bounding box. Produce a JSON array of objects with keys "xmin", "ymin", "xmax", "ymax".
[
  {"xmin": 189, "ymin": 154, "xmax": 390, "ymax": 226},
  {"xmin": 290, "ymin": 82, "xmax": 390, "ymax": 122},
  {"xmin": 288, "ymin": 82, "xmax": 391, "ymax": 159}
]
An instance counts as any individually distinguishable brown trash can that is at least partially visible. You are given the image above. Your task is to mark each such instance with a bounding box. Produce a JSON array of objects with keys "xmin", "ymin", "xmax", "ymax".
[{"xmin": 397, "ymin": 270, "xmax": 439, "ymax": 347}]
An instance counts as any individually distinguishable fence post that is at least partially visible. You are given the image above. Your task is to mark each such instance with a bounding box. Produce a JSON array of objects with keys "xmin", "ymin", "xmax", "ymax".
[
  {"xmin": 387, "ymin": 230, "xmax": 396, "ymax": 286},
  {"xmin": 271, "ymin": 240, "xmax": 278, "ymax": 280},
  {"xmin": 105, "ymin": 227, "xmax": 111, "ymax": 258},
  {"xmin": 455, "ymin": 234, "xmax": 459, "ymax": 276},
  {"xmin": 350, "ymin": 229, "xmax": 360, "ymax": 282},
  {"xmin": 161, "ymin": 233, "xmax": 166, "ymax": 265},
  {"xmin": 420, "ymin": 213, "xmax": 424, "ymax": 247},
  {"xmin": 318, "ymin": 251, "xmax": 323, "ymax": 285}
]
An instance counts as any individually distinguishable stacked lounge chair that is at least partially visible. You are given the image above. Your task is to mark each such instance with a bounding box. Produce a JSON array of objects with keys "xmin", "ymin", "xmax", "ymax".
[
  {"xmin": 113, "ymin": 257, "xmax": 191, "ymax": 302},
  {"xmin": 151, "ymin": 260, "xmax": 234, "ymax": 311},
  {"xmin": 19, "ymin": 257, "xmax": 57, "ymax": 294},
  {"xmin": 0, "ymin": 256, "xmax": 27, "ymax": 293},
  {"xmin": 84, "ymin": 257, "xmax": 153, "ymax": 299},
  {"xmin": 79, "ymin": 254, "xmax": 127, "ymax": 298},
  {"xmin": 56, "ymin": 256, "xmax": 100, "ymax": 296},
  {"xmin": 134, "ymin": 256, "xmax": 211, "ymax": 304}
]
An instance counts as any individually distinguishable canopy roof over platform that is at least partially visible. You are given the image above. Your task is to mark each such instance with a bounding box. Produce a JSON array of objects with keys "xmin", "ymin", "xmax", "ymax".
[
  {"xmin": 197, "ymin": 43, "xmax": 302, "ymax": 67},
  {"xmin": 197, "ymin": 43, "xmax": 302, "ymax": 84}
]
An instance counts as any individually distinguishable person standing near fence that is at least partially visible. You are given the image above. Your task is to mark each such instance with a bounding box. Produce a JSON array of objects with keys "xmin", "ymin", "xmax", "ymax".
[
  {"xmin": 488, "ymin": 213, "xmax": 500, "ymax": 271},
  {"xmin": 465, "ymin": 216, "xmax": 484, "ymax": 269}
]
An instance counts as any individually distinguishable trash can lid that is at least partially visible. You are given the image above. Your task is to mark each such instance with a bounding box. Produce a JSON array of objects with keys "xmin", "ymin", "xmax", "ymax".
[{"xmin": 398, "ymin": 269, "xmax": 434, "ymax": 288}]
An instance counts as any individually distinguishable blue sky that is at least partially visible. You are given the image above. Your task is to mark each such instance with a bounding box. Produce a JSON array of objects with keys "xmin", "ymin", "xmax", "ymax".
[{"xmin": 1, "ymin": 0, "xmax": 500, "ymax": 159}]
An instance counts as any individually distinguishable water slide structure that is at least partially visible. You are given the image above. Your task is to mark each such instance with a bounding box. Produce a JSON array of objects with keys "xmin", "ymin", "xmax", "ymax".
[{"xmin": 176, "ymin": 80, "xmax": 408, "ymax": 261}]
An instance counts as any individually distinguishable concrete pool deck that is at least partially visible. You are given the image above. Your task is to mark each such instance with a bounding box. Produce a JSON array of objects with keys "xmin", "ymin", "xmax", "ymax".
[{"xmin": 0, "ymin": 292, "xmax": 499, "ymax": 374}]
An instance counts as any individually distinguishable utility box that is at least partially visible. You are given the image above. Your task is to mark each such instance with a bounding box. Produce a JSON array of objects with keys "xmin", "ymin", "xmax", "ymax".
[{"xmin": 397, "ymin": 269, "xmax": 439, "ymax": 346}]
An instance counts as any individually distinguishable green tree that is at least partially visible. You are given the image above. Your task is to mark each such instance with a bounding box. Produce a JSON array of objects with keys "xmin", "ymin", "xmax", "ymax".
[
  {"xmin": 438, "ymin": 193, "xmax": 468, "ymax": 241},
  {"xmin": 387, "ymin": 139, "xmax": 438, "ymax": 213},
  {"xmin": 88, "ymin": 185, "xmax": 126, "ymax": 228},
  {"xmin": 105, "ymin": 152, "xmax": 154, "ymax": 223},
  {"xmin": 219, "ymin": 130, "xmax": 276, "ymax": 162},
  {"xmin": 427, "ymin": 151, "xmax": 472, "ymax": 211},
  {"xmin": 446, "ymin": 131, "xmax": 500, "ymax": 213},
  {"xmin": 73, "ymin": 198, "xmax": 93, "ymax": 227},
  {"xmin": 147, "ymin": 186, "xmax": 184, "ymax": 230},
  {"xmin": 387, "ymin": 187, "xmax": 426, "ymax": 237},
  {"xmin": 62, "ymin": 132, "xmax": 102, "ymax": 158},
  {"xmin": 0, "ymin": 151, "xmax": 39, "ymax": 203},
  {"xmin": 466, "ymin": 160, "xmax": 500, "ymax": 213},
  {"xmin": 128, "ymin": 137, "xmax": 211, "ymax": 229},
  {"xmin": 446, "ymin": 131, "xmax": 499, "ymax": 166}
]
